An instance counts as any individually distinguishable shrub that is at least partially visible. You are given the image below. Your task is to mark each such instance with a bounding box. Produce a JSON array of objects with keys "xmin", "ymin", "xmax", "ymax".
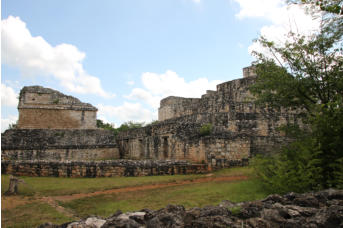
[{"xmin": 199, "ymin": 124, "xmax": 212, "ymax": 136}]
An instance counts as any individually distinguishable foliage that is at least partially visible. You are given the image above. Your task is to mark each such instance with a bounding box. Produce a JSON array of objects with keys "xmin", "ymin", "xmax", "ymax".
[
  {"xmin": 8, "ymin": 122, "xmax": 17, "ymax": 130},
  {"xmin": 96, "ymin": 119, "xmax": 145, "ymax": 135},
  {"xmin": 199, "ymin": 123, "xmax": 213, "ymax": 136},
  {"xmin": 146, "ymin": 120, "xmax": 159, "ymax": 126},
  {"xmin": 250, "ymin": 1, "xmax": 343, "ymax": 193},
  {"xmin": 229, "ymin": 206, "xmax": 242, "ymax": 216},
  {"xmin": 288, "ymin": 0, "xmax": 343, "ymax": 15}
]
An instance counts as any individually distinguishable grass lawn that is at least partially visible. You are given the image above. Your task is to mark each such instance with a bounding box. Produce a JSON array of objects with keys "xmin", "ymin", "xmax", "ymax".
[
  {"xmin": 1, "ymin": 201, "xmax": 73, "ymax": 228},
  {"xmin": 1, "ymin": 166, "xmax": 266, "ymax": 227},
  {"xmin": 60, "ymin": 178, "xmax": 267, "ymax": 218},
  {"xmin": 1, "ymin": 174, "xmax": 203, "ymax": 197},
  {"xmin": 1, "ymin": 166, "xmax": 253, "ymax": 197}
]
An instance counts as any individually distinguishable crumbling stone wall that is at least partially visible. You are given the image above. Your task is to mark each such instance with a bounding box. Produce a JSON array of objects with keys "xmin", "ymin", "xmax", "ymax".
[
  {"xmin": 1, "ymin": 129, "xmax": 119, "ymax": 161},
  {"xmin": 17, "ymin": 86, "xmax": 97, "ymax": 129},
  {"xmin": 1, "ymin": 86, "xmax": 120, "ymax": 163},
  {"xmin": 1, "ymin": 160, "xmax": 207, "ymax": 177},
  {"xmin": 118, "ymin": 66, "xmax": 299, "ymax": 167}
]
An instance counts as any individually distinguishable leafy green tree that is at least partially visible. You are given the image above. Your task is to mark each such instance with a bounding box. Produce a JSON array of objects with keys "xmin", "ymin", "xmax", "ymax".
[
  {"xmin": 288, "ymin": 0, "xmax": 343, "ymax": 14},
  {"xmin": 97, "ymin": 119, "xmax": 145, "ymax": 135},
  {"xmin": 251, "ymin": 1, "xmax": 343, "ymax": 192}
]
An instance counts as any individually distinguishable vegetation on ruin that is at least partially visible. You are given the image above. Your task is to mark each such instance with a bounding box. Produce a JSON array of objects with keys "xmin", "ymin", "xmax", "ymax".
[
  {"xmin": 199, "ymin": 123, "xmax": 213, "ymax": 136},
  {"xmin": 1, "ymin": 167, "xmax": 267, "ymax": 227},
  {"xmin": 250, "ymin": 0, "xmax": 343, "ymax": 193}
]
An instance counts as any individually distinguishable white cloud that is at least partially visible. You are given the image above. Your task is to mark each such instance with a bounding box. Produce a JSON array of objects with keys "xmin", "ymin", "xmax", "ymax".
[
  {"xmin": 233, "ymin": 0, "xmax": 321, "ymax": 56},
  {"xmin": 125, "ymin": 88, "xmax": 162, "ymax": 109},
  {"xmin": 1, "ymin": 115, "xmax": 18, "ymax": 132},
  {"xmin": 1, "ymin": 84, "xmax": 18, "ymax": 107},
  {"xmin": 192, "ymin": 0, "xmax": 201, "ymax": 3},
  {"xmin": 126, "ymin": 80, "xmax": 135, "ymax": 86},
  {"xmin": 97, "ymin": 102, "xmax": 157, "ymax": 125},
  {"xmin": 126, "ymin": 70, "xmax": 222, "ymax": 108},
  {"xmin": 233, "ymin": 0, "xmax": 285, "ymax": 22},
  {"xmin": 2, "ymin": 16, "xmax": 114, "ymax": 98}
]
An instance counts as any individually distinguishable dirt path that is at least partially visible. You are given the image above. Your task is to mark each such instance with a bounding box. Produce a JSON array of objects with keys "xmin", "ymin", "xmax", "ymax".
[
  {"xmin": 52, "ymin": 175, "xmax": 249, "ymax": 202},
  {"xmin": 41, "ymin": 196, "xmax": 81, "ymax": 219}
]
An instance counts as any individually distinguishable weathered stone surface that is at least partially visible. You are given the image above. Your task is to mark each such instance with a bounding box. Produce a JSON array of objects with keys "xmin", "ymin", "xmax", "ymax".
[
  {"xmin": 1, "ymin": 160, "xmax": 207, "ymax": 177},
  {"xmin": 40, "ymin": 189, "xmax": 343, "ymax": 228},
  {"xmin": 2, "ymin": 66, "xmax": 301, "ymax": 172},
  {"xmin": 17, "ymin": 85, "xmax": 97, "ymax": 129},
  {"xmin": 117, "ymin": 66, "xmax": 299, "ymax": 167},
  {"xmin": 1, "ymin": 129, "xmax": 119, "ymax": 161}
]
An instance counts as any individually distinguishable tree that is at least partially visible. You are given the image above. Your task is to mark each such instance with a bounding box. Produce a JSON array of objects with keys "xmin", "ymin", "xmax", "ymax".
[
  {"xmin": 97, "ymin": 119, "xmax": 145, "ymax": 135},
  {"xmin": 251, "ymin": 1, "xmax": 343, "ymax": 193}
]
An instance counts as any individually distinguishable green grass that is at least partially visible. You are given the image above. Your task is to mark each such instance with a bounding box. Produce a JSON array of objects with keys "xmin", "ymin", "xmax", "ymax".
[
  {"xmin": 213, "ymin": 166, "xmax": 254, "ymax": 177},
  {"xmin": 1, "ymin": 174, "xmax": 203, "ymax": 197},
  {"xmin": 2, "ymin": 202, "xmax": 73, "ymax": 228},
  {"xmin": 1, "ymin": 166, "xmax": 267, "ymax": 227},
  {"xmin": 60, "ymin": 178, "xmax": 267, "ymax": 218},
  {"xmin": 1, "ymin": 166, "xmax": 252, "ymax": 197}
]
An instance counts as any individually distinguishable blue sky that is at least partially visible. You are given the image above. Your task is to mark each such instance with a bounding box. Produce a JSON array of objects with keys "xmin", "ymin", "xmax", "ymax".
[{"xmin": 1, "ymin": 0, "xmax": 318, "ymax": 131}]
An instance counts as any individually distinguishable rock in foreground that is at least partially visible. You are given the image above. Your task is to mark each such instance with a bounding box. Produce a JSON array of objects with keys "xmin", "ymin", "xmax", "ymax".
[{"xmin": 39, "ymin": 189, "xmax": 343, "ymax": 228}]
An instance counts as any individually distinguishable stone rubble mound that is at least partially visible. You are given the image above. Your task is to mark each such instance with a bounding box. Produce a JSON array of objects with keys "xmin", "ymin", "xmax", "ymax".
[{"xmin": 38, "ymin": 189, "xmax": 343, "ymax": 228}]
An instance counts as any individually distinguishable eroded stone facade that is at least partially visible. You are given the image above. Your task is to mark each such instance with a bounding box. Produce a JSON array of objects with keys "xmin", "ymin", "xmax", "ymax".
[
  {"xmin": 2, "ymin": 86, "xmax": 118, "ymax": 163},
  {"xmin": 17, "ymin": 86, "xmax": 97, "ymax": 129},
  {"xmin": 117, "ymin": 66, "xmax": 300, "ymax": 168},
  {"xmin": 2, "ymin": 66, "xmax": 301, "ymax": 176}
]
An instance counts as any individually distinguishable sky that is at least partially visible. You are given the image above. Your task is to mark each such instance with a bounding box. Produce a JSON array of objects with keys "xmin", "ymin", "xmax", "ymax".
[{"xmin": 1, "ymin": 0, "xmax": 320, "ymax": 131}]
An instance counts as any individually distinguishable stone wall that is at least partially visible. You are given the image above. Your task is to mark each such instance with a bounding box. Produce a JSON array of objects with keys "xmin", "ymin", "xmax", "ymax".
[
  {"xmin": 1, "ymin": 129, "xmax": 119, "ymax": 161},
  {"xmin": 17, "ymin": 86, "xmax": 97, "ymax": 129},
  {"xmin": 117, "ymin": 68, "xmax": 299, "ymax": 167},
  {"xmin": 1, "ymin": 160, "xmax": 208, "ymax": 177},
  {"xmin": 158, "ymin": 96, "xmax": 201, "ymax": 121},
  {"xmin": 18, "ymin": 109, "xmax": 97, "ymax": 129}
]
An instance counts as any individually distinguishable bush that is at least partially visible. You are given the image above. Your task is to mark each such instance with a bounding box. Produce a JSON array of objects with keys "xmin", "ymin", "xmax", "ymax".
[
  {"xmin": 252, "ymin": 106, "xmax": 343, "ymax": 194},
  {"xmin": 199, "ymin": 124, "xmax": 212, "ymax": 136}
]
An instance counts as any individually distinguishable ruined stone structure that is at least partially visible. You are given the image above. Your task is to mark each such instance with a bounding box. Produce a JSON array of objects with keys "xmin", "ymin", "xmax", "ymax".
[
  {"xmin": 1, "ymin": 66, "xmax": 301, "ymax": 176},
  {"xmin": 17, "ymin": 86, "xmax": 97, "ymax": 129},
  {"xmin": 116, "ymin": 66, "xmax": 300, "ymax": 168},
  {"xmin": 2, "ymin": 86, "xmax": 119, "ymax": 162}
]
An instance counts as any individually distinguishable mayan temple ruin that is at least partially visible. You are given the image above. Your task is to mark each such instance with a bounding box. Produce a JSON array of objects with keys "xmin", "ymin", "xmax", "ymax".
[{"xmin": 1, "ymin": 66, "xmax": 300, "ymax": 177}]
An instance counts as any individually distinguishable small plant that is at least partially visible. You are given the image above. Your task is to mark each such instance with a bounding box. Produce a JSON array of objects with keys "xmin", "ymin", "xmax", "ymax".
[
  {"xmin": 229, "ymin": 206, "xmax": 242, "ymax": 216},
  {"xmin": 52, "ymin": 99, "xmax": 59, "ymax": 104},
  {"xmin": 55, "ymin": 132, "xmax": 65, "ymax": 137},
  {"xmin": 199, "ymin": 123, "xmax": 212, "ymax": 136}
]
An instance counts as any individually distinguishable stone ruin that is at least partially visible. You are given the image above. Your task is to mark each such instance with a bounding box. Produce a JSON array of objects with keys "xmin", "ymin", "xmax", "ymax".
[
  {"xmin": 116, "ymin": 66, "xmax": 299, "ymax": 167},
  {"xmin": 2, "ymin": 86, "xmax": 119, "ymax": 162},
  {"xmin": 1, "ymin": 66, "xmax": 301, "ymax": 177}
]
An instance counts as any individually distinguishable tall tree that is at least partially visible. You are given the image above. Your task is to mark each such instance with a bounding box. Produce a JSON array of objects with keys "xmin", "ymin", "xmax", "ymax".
[{"xmin": 251, "ymin": 0, "xmax": 343, "ymax": 193}]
